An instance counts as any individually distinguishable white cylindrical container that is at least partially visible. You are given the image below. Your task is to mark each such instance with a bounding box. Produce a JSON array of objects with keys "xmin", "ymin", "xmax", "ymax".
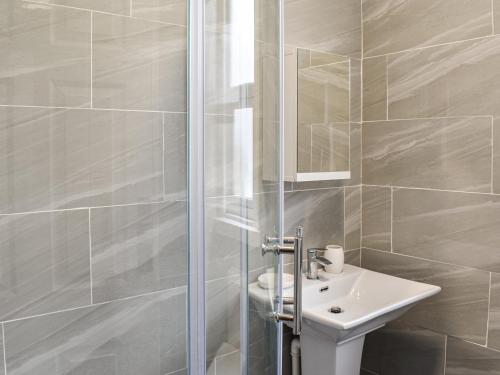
[{"xmin": 324, "ymin": 245, "xmax": 344, "ymax": 273}]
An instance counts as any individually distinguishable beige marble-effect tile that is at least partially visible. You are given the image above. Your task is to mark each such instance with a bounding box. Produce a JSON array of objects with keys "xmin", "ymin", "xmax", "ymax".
[
  {"xmin": 388, "ymin": 35, "xmax": 500, "ymax": 119},
  {"xmin": 345, "ymin": 186, "xmax": 361, "ymax": 250},
  {"xmin": 284, "ymin": 0, "xmax": 361, "ymax": 57},
  {"xmin": 132, "ymin": 0, "xmax": 187, "ymax": 25},
  {"xmin": 363, "ymin": 56, "xmax": 387, "ymax": 121},
  {"xmin": 487, "ymin": 273, "xmax": 500, "ymax": 350},
  {"xmin": 309, "ymin": 50, "xmax": 347, "ymax": 67},
  {"xmin": 362, "ymin": 118, "xmax": 492, "ymax": 192},
  {"xmin": 215, "ymin": 351, "xmax": 240, "ymax": 375},
  {"xmin": 164, "ymin": 113, "xmax": 187, "ymax": 200},
  {"xmin": 446, "ymin": 337, "xmax": 500, "ymax": 375},
  {"xmin": 361, "ymin": 186, "xmax": 391, "ymax": 252},
  {"xmin": 344, "ymin": 249, "xmax": 361, "ymax": 267},
  {"xmin": 90, "ymin": 201, "xmax": 187, "ymax": 303},
  {"xmin": 493, "ymin": 118, "xmax": 500, "ymax": 194},
  {"xmin": 0, "ymin": 108, "xmax": 163, "ymax": 214},
  {"xmin": 92, "ymin": 13, "xmax": 186, "ymax": 111},
  {"xmin": 496, "ymin": 0, "xmax": 500, "ymax": 33},
  {"xmin": 393, "ymin": 188, "xmax": 500, "ymax": 273},
  {"xmin": 0, "ymin": 210, "xmax": 90, "ymax": 321},
  {"xmin": 35, "ymin": 0, "xmax": 130, "ymax": 15},
  {"xmin": 350, "ymin": 59, "xmax": 362, "ymax": 123},
  {"xmin": 362, "ymin": 322, "xmax": 446, "ymax": 375},
  {"xmin": 285, "ymin": 188, "xmax": 344, "ymax": 251},
  {"xmin": 0, "ymin": 323, "xmax": 5, "ymax": 375},
  {"xmin": 361, "ymin": 249, "xmax": 490, "ymax": 344},
  {"xmin": 206, "ymin": 277, "xmax": 240, "ymax": 361},
  {"xmin": 363, "ymin": 0, "xmax": 492, "ymax": 57},
  {"xmin": 4, "ymin": 289, "xmax": 186, "ymax": 375},
  {"xmin": 298, "ymin": 62, "xmax": 350, "ymax": 124},
  {"xmin": 0, "ymin": 1, "xmax": 91, "ymax": 107}
]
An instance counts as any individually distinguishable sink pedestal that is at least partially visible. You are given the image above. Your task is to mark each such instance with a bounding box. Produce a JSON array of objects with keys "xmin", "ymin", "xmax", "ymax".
[{"xmin": 301, "ymin": 329, "xmax": 365, "ymax": 375}]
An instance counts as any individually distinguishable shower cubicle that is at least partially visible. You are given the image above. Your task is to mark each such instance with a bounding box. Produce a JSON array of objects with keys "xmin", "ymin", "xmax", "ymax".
[{"xmin": 0, "ymin": 0, "xmax": 285, "ymax": 374}]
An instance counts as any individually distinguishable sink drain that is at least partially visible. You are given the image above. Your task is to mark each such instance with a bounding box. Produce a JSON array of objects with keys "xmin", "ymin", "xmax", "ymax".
[{"xmin": 329, "ymin": 306, "xmax": 343, "ymax": 314}]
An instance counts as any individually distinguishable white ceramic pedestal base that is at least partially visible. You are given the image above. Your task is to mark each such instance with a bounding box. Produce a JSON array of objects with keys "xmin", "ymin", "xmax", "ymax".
[{"xmin": 301, "ymin": 329, "xmax": 365, "ymax": 375}]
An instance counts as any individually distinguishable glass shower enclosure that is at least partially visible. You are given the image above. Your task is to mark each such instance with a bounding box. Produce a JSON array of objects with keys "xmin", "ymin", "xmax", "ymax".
[
  {"xmin": 190, "ymin": 0, "xmax": 284, "ymax": 373},
  {"xmin": 0, "ymin": 0, "xmax": 283, "ymax": 374}
]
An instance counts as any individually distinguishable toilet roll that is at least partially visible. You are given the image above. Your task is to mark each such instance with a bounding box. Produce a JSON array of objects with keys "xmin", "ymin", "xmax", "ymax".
[{"xmin": 324, "ymin": 245, "xmax": 344, "ymax": 274}]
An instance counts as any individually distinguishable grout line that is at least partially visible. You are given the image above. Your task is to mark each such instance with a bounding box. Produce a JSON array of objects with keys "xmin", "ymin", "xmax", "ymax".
[
  {"xmin": 162, "ymin": 113, "xmax": 166, "ymax": 198},
  {"xmin": 360, "ymin": 185, "xmax": 364, "ymax": 249},
  {"xmin": 443, "ymin": 335, "xmax": 447, "ymax": 375},
  {"xmin": 362, "ymin": 114, "xmax": 494, "ymax": 124},
  {"xmin": 0, "ymin": 200, "xmax": 185, "ymax": 217},
  {"xmin": 493, "ymin": 0, "xmax": 496, "ymax": 35},
  {"xmin": 360, "ymin": 0, "xmax": 364, "ymax": 60},
  {"xmin": 492, "ymin": 116, "xmax": 495, "ymax": 194},
  {"xmin": 90, "ymin": 12, "xmax": 93, "ymax": 108},
  {"xmin": 27, "ymin": 1, "xmax": 187, "ymax": 28},
  {"xmin": 88, "ymin": 209, "xmax": 93, "ymax": 305},
  {"xmin": 343, "ymin": 186, "xmax": 347, "ymax": 249},
  {"xmin": 130, "ymin": 0, "xmax": 133, "ymax": 16},
  {"xmin": 0, "ymin": 104, "xmax": 187, "ymax": 115},
  {"xmin": 2, "ymin": 323, "xmax": 6, "ymax": 375},
  {"xmin": 390, "ymin": 186, "xmax": 394, "ymax": 253},
  {"xmin": 362, "ymin": 184, "xmax": 500, "ymax": 197},
  {"xmin": 487, "ymin": 272, "xmax": 492, "ymax": 347},
  {"xmin": 363, "ymin": 34, "xmax": 495, "ymax": 59},
  {"xmin": 385, "ymin": 55, "xmax": 389, "ymax": 120},
  {"xmin": 0, "ymin": 285, "xmax": 187, "ymax": 325},
  {"xmin": 362, "ymin": 246, "xmax": 495, "ymax": 272}
]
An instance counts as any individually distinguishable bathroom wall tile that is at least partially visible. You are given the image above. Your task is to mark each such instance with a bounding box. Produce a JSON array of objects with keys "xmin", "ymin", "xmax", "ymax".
[
  {"xmin": 132, "ymin": 0, "xmax": 187, "ymax": 25},
  {"xmin": 0, "ymin": 326, "xmax": 4, "ymax": 375},
  {"xmin": 493, "ymin": 118, "xmax": 500, "ymax": 194},
  {"xmin": 350, "ymin": 59, "xmax": 362, "ymax": 123},
  {"xmin": 4, "ymin": 289, "xmax": 186, "ymax": 375},
  {"xmin": 388, "ymin": 36, "xmax": 500, "ymax": 119},
  {"xmin": 205, "ymin": 197, "xmax": 242, "ymax": 281},
  {"xmin": 0, "ymin": 1, "xmax": 90, "ymax": 107},
  {"xmin": 362, "ymin": 249, "xmax": 490, "ymax": 344},
  {"xmin": 92, "ymin": 13, "xmax": 186, "ymax": 111},
  {"xmin": 215, "ymin": 351, "xmax": 240, "ymax": 375},
  {"xmin": 284, "ymin": 188, "xmax": 344, "ymax": 251},
  {"xmin": 363, "ymin": 57, "xmax": 387, "ymax": 121},
  {"xmin": 393, "ymin": 188, "xmax": 500, "ymax": 273},
  {"xmin": 284, "ymin": 0, "xmax": 361, "ymax": 57},
  {"xmin": 362, "ymin": 322, "xmax": 446, "ymax": 375},
  {"xmin": 0, "ymin": 210, "xmax": 90, "ymax": 321},
  {"xmin": 164, "ymin": 113, "xmax": 187, "ymax": 200},
  {"xmin": 91, "ymin": 201, "xmax": 187, "ymax": 303},
  {"xmin": 309, "ymin": 51, "xmax": 347, "ymax": 67},
  {"xmin": 363, "ymin": 0, "xmax": 492, "ymax": 57},
  {"xmin": 361, "ymin": 186, "xmax": 391, "ymax": 252},
  {"xmin": 0, "ymin": 108, "xmax": 163, "ymax": 213},
  {"xmin": 362, "ymin": 118, "xmax": 492, "ymax": 192},
  {"xmin": 344, "ymin": 249, "xmax": 361, "ymax": 267},
  {"xmin": 35, "ymin": 0, "xmax": 131, "ymax": 15},
  {"xmin": 298, "ymin": 62, "xmax": 350, "ymax": 124},
  {"xmin": 487, "ymin": 273, "xmax": 500, "ymax": 350},
  {"xmin": 206, "ymin": 277, "xmax": 240, "ymax": 361},
  {"xmin": 496, "ymin": 0, "xmax": 500, "ymax": 33},
  {"xmin": 345, "ymin": 186, "xmax": 361, "ymax": 250},
  {"xmin": 446, "ymin": 337, "xmax": 500, "ymax": 375}
]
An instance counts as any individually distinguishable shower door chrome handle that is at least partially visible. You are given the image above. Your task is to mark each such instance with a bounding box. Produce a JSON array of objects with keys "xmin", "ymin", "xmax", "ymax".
[{"xmin": 263, "ymin": 226, "xmax": 303, "ymax": 335}]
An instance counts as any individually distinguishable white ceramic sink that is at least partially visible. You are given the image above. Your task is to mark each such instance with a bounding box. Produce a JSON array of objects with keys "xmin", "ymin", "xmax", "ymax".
[{"xmin": 249, "ymin": 264, "xmax": 441, "ymax": 375}]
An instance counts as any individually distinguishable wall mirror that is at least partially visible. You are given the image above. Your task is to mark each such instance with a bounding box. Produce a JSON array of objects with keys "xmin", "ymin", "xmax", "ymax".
[{"xmin": 284, "ymin": 46, "xmax": 352, "ymax": 182}]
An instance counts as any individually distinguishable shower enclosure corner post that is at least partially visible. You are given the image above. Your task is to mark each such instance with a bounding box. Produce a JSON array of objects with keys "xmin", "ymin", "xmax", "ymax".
[{"xmin": 188, "ymin": 0, "xmax": 206, "ymax": 373}]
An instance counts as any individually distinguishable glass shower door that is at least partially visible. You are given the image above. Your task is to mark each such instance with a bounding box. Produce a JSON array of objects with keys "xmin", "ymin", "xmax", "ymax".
[{"xmin": 194, "ymin": 0, "xmax": 284, "ymax": 373}]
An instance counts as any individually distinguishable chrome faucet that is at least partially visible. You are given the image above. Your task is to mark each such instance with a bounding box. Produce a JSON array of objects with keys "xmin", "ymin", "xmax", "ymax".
[{"xmin": 306, "ymin": 248, "xmax": 332, "ymax": 279}]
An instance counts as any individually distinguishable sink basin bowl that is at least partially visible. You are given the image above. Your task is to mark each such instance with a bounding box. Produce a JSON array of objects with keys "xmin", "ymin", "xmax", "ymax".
[{"xmin": 249, "ymin": 264, "xmax": 441, "ymax": 375}]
